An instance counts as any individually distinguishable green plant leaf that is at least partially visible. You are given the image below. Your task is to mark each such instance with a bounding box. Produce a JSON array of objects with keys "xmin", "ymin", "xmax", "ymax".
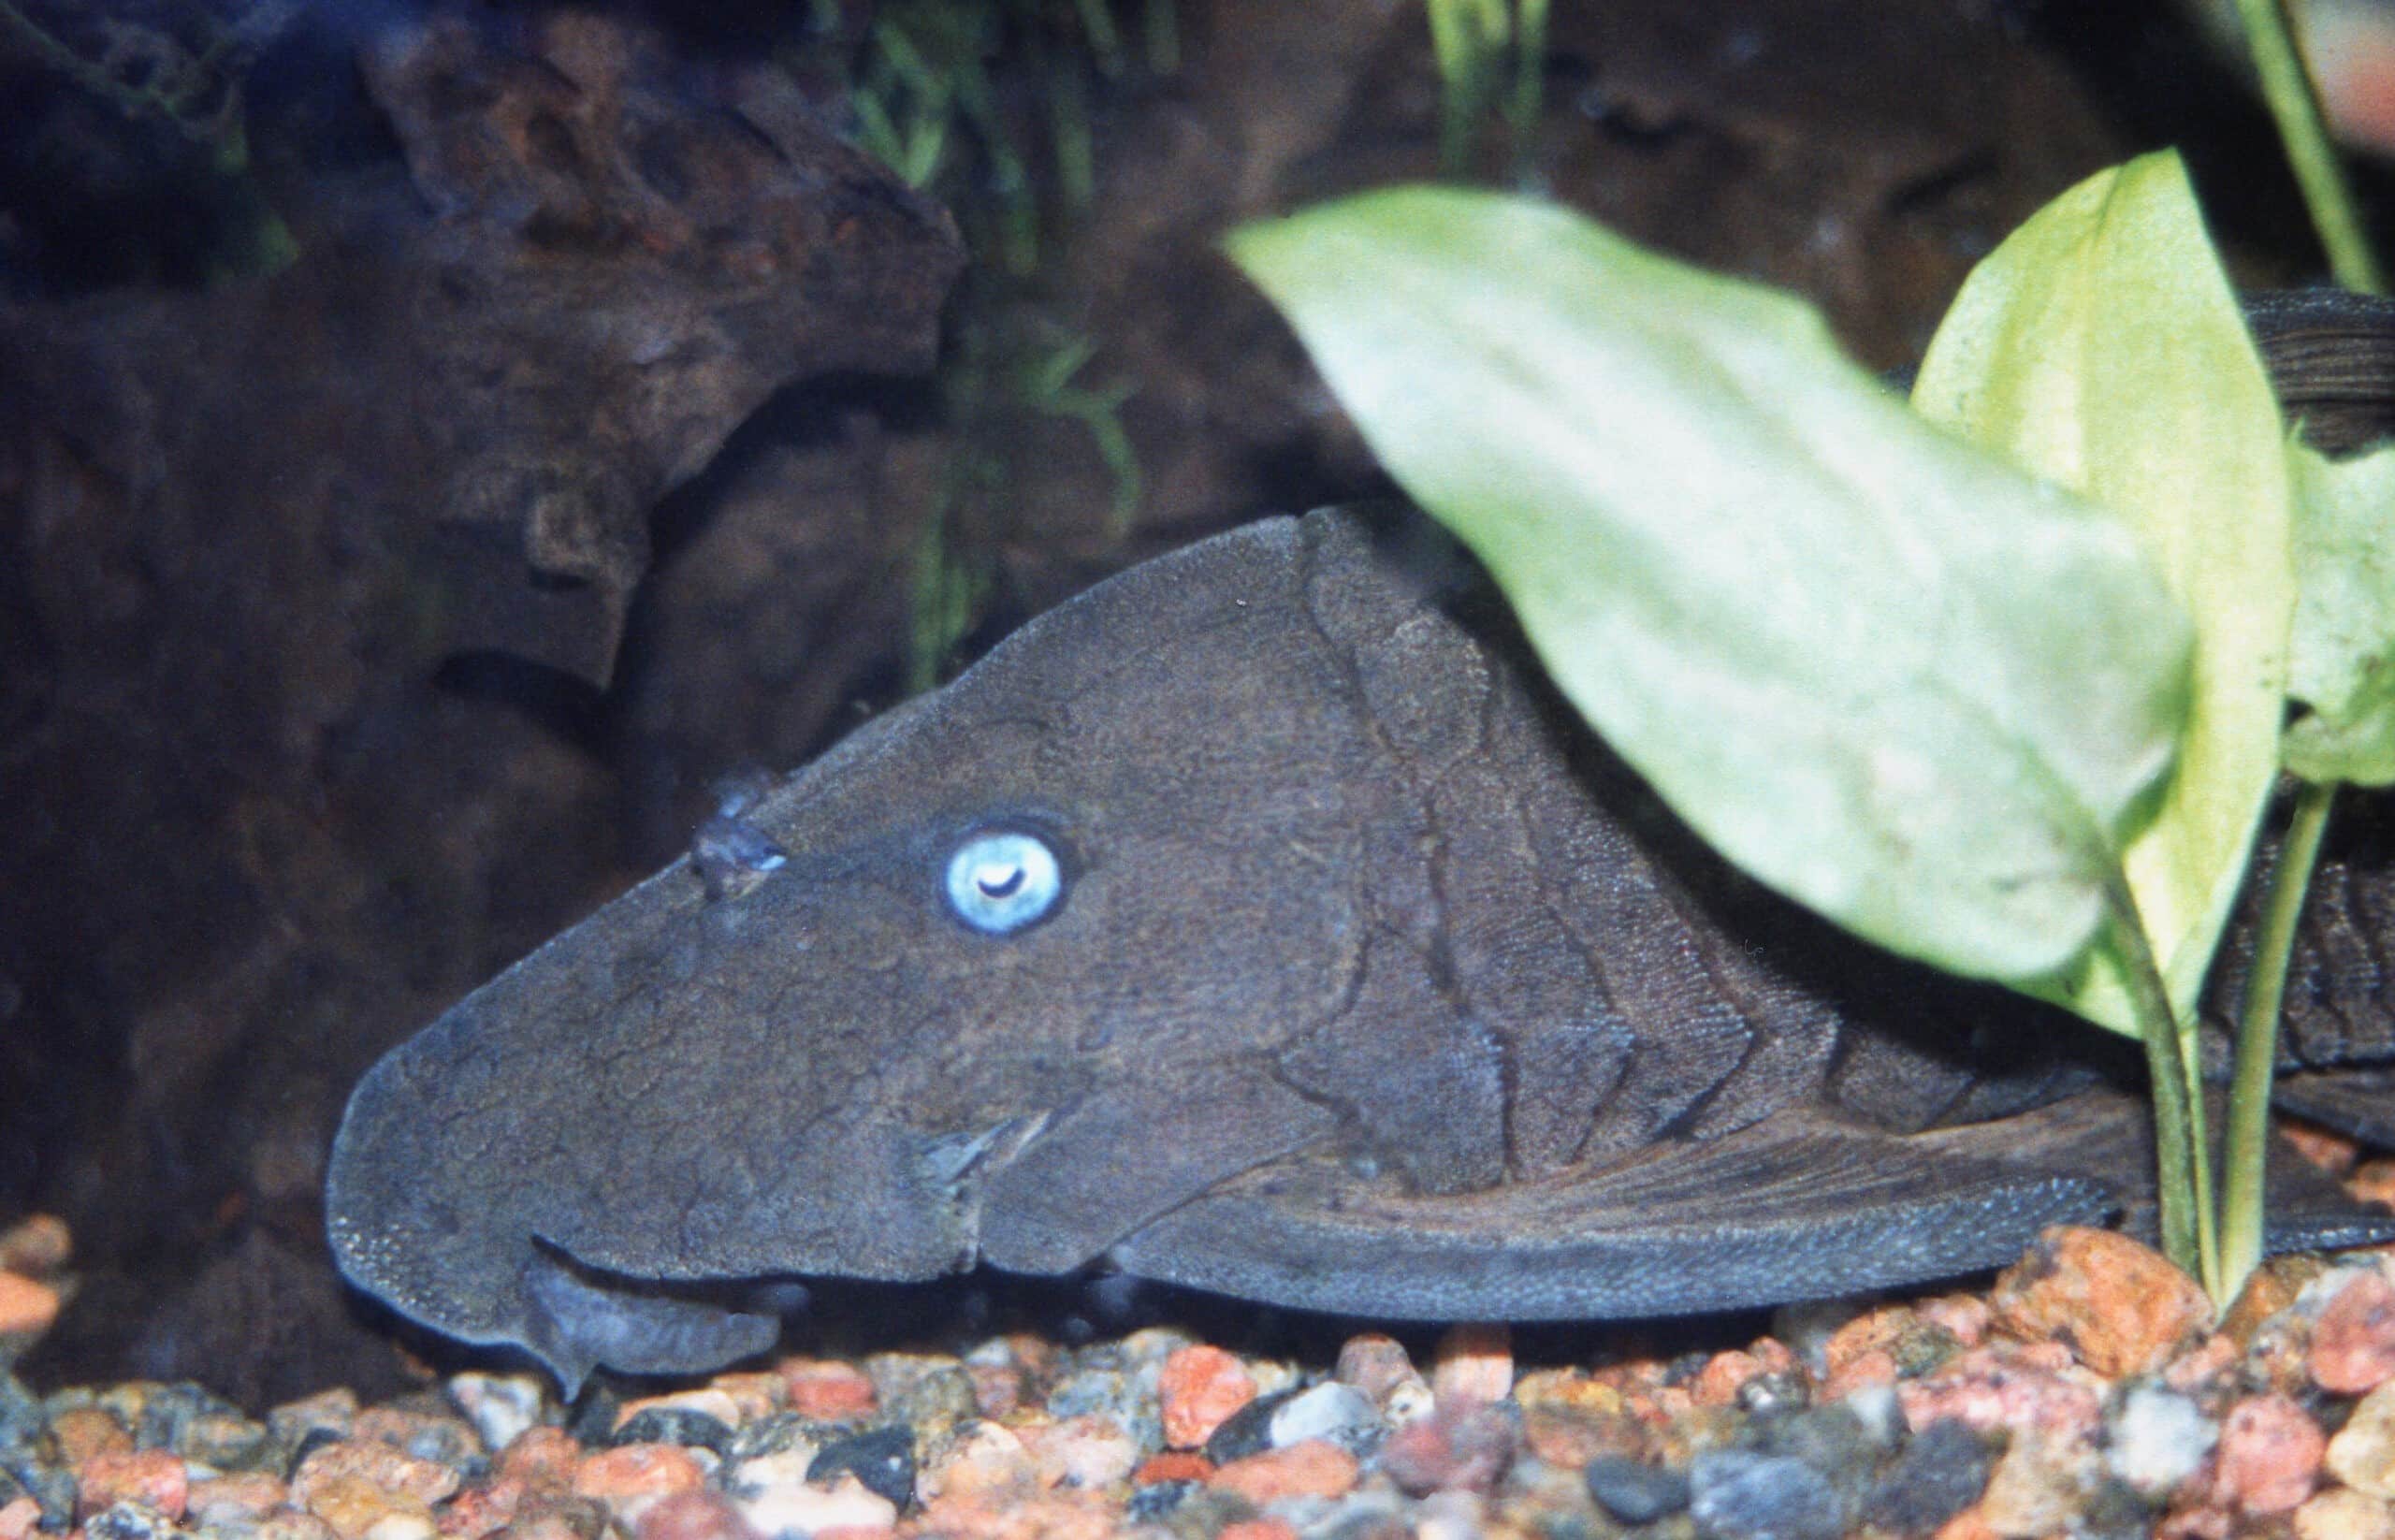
[
  {"xmin": 2286, "ymin": 440, "xmax": 2395, "ymax": 785},
  {"xmin": 1227, "ymin": 185, "xmax": 2193, "ymax": 983},
  {"xmin": 1910, "ymin": 152, "xmax": 2294, "ymax": 1035}
]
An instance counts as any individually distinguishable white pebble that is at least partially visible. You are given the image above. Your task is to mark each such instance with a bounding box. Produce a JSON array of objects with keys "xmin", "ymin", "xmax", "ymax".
[
  {"xmin": 2107, "ymin": 1387, "xmax": 2216, "ymax": 1499},
  {"xmin": 737, "ymin": 1473, "xmax": 896, "ymax": 1539}
]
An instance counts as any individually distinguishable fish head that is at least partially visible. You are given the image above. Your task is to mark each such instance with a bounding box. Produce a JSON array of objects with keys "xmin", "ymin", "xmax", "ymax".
[{"xmin": 326, "ymin": 516, "xmax": 1409, "ymax": 1389}]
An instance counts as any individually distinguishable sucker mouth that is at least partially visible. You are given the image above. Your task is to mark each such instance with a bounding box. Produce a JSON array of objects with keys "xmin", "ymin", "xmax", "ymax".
[{"xmin": 521, "ymin": 1241, "xmax": 781, "ymax": 1398}]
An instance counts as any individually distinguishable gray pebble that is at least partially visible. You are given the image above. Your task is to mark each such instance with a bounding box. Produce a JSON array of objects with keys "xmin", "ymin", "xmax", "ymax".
[
  {"xmin": 85, "ymin": 1504, "xmax": 172, "ymax": 1540},
  {"xmin": 1268, "ymin": 1383, "xmax": 1385, "ymax": 1459},
  {"xmin": 1585, "ymin": 1456, "xmax": 1691, "ymax": 1524},
  {"xmin": 1690, "ymin": 1449, "xmax": 1847, "ymax": 1540},
  {"xmin": 1863, "ymin": 1419, "xmax": 1996, "ymax": 1538}
]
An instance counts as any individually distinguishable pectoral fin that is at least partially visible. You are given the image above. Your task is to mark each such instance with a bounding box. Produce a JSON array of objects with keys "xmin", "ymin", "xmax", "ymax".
[{"xmin": 1110, "ymin": 1108, "xmax": 2121, "ymax": 1319}]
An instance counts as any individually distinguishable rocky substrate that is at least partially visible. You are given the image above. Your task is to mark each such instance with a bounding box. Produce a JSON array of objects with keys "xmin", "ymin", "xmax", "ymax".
[{"xmin": 13, "ymin": 1208, "xmax": 2395, "ymax": 1540}]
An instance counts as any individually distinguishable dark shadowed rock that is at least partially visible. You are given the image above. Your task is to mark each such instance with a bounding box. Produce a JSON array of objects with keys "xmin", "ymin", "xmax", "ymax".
[{"xmin": 0, "ymin": 6, "xmax": 959, "ymax": 1402}]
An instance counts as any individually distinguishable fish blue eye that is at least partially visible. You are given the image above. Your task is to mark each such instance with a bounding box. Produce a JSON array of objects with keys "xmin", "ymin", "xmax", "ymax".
[{"xmin": 944, "ymin": 831, "xmax": 1063, "ymax": 935}]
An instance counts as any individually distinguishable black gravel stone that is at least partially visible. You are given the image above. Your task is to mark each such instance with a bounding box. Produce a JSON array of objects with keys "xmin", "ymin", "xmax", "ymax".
[
  {"xmin": 1749, "ymin": 1402, "xmax": 1880, "ymax": 1507},
  {"xmin": 1862, "ymin": 1419, "xmax": 1997, "ymax": 1538},
  {"xmin": 283, "ymin": 1426, "xmax": 347, "ymax": 1480},
  {"xmin": 1126, "ymin": 1478, "xmax": 1197, "ymax": 1520},
  {"xmin": 565, "ymin": 1385, "xmax": 621, "ymax": 1446},
  {"xmin": 1584, "ymin": 1455, "xmax": 1691, "ymax": 1524},
  {"xmin": 0, "ymin": 1377, "xmax": 42, "ymax": 1456},
  {"xmin": 732, "ymin": 1411, "xmax": 848, "ymax": 1460},
  {"xmin": 133, "ymin": 1383, "xmax": 245, "ymax": 1453},
  {"xmin": 84, "ymin": 1504, "xmax": 167, "ymax": 1540},
  {"xmin": 0, "ymin": 1454, "xmax": 70, "ymax": 1530},
  {"xmin": 612, "ymin": 1407, "xmax": 734, "ymax": 1454},
  {"xmin": 1203, "ymin": 1389, "xmax": 1296, "ymax": 1464},
  {"xmin": 808, "ymin": 1425, "xmax": 917, "ymax": 1511},
  {"xmin": 1689, "ymin": 1449, "xmax": 1848, "ymax": 1540}
]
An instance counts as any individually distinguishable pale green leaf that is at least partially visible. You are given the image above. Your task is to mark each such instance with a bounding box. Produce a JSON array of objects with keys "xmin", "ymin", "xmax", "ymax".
[
  {"xmin": 1228, "ymin": 185, "xmax": 2193, "ymax": 983},
  {"xmin": 1910, "ymin": 152, "xmax": 2292, "ymax": 1035},
  {"xmin": 2286, "ymin": 440, "xmax": 2395, "ymax": 785}
]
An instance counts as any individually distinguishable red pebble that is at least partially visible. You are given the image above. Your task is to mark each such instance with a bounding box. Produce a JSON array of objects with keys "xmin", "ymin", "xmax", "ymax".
[
  {"xmin": 635, "ymin": 1491, "xmax": 758, "ymax": 1540},
  {"xmin": 572, "ymin": 1444, "xmax": 706, "ymax": 1516},
  {"xmin": 1895, "ymin": 1345, "xmax": 2103, "ymax": 1444},
  {"xmin": 1991, "ymin": 1227, "xmax": 2212, "ymax": 1377},
  {"xmin": 778, "ymin": 1359, "xmax": 878, "ymax": 1420},
  {"xmin": 2214, "ymin": 1394, "xmax": 2326, "ymax": 1515},
  {"xmin": 497, "ymin": 1427, "xmax": 582, "ymax": 1490},
  {"xmin": 1217, "ymin": 1521, "xmax": 1299, "ymax": 1540},
  {"xmin": 1690, "ymin": 1350, "xmax": 1765, "ymax": 1408},
  {"xmin": 1376, "ymin": 1405, "xmax": 1518, "ymax": 1497},
  {"xmin": 2315, "ymin": 1271, "xmax": 2395, "ymax": 1395},
  {"xmin": 1158, "ymin": 1345, "xmax": 1256, "ymax": 1449},
  {"xmin": 1207, "ymin": 1441, "xmax": 1359, "ymax": 1504},
  {"xmin": 1133, "ymin": 1453, "xmax": 1214, "ymax": 1485},
  {"xmin": 76, "ymin": 1450, "xmax": 188, "ymax": 1522}
]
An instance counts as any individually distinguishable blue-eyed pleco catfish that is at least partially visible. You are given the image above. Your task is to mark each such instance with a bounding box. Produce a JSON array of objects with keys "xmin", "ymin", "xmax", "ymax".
[{"xmin": 329, "ymin": 293, "xmax": 2395, "ymax": 1393}]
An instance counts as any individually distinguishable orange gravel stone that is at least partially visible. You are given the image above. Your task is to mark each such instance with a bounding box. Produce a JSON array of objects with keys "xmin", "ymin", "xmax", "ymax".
[
  {"xmin": 496, "ymin": 1428, "xmax": 582, "ymax": 1489},
  {"xmin": 1217, "ymin": 1521, "xmax": 1300, "ymax": 1540},
  {"xmin": 298, "ymin": 1472, "xmax": 430, "ymax": 1540},
  {"xmin": 2215, "ymin": 1394, "xmax": 2326, "ymax": 1516},
  {"xmin": 702, "ymin": 1374, "xmax": 784, "ymax": 1425},
  {"xmin": 1430, "ymin": 1322, "xmax": 1513, "ymax": 1409},
  {"xmin": 633, "ymin": 1489, "xmax": 758, "ymax": 1540},
  {"xmin": 2166, "ymin": 1334, "xmax": 2241, "ymax": 1393},
  {"xmin": 2315, "ymin": 1271, "xmax": 2395, "ymax": 1395},
  {"xmin": 1208, "ymin": 1440, "xmax": 1361, "ymax": 1504},
  {"xmin": 1690, "ymin": 1349, "xmax": 1765, "ymax": 1408},
  {"xmin": 1928, "ymin": 1505, "xmax": 2001, "ymax": 1540},
  {"xmin": 1918, "ymin": 1295, "xmax": 1992, "ymax": 1347},
  {"xmin": 49, "ymin": 1406, "xmax": 131, "ymax": 1465},
  {"xmin": 0, "ymin": 1273, "xmax": 58, "ymax": 1338},
  {"xmin": 1991, "ymin": 1226, "xmax": 2211, "ymax": 1377},
  {"xmin": 911, "ymin": 1489, "xmax": 1120, "ymax": 1540},
  {"xmin": 572, "ymin": 1444, "xmax": 706, "ymax": 1520},
  {"xmin": 1335, "ymin": 1334, "xmax": 1418, "ymax": 1402},
  {"xmin": 778, "ymin": 1358, "xmax": 877, "ymax": 1420},
  {"xmin": 2286, "ymin": 1122, "xmax": 2362, "ymax": 1175},
  {"xmin": 294, "ymin": 1440, "xmax": 462, "ymax": 1511},
  {"xmin": 1133, "ymin": 1452, "xmax": 1214, "ymax": 1485},
  {"xmin": 1159, "ymin": 1344, "xmax": 1256, "ymax": 1449},
  {"xmin": 189, "ymin": 1474, "xmax": 289, "ymax": 1524},
  {"xmin": 2354, "ymin": 1161, "xmax": 2395, "ymax": 1212},
  {"xmin": 0, "ymin": 1215, "xmax": 68, "ymax": 1275},
  {"xmin": 77, "ymin": 1449, "xmax": 188, "ymax": 1522}
]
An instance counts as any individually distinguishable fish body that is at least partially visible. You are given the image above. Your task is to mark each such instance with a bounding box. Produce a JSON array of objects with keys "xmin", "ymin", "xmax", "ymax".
[{"xmin": 328, "ymin": 507, "xmax": 2395, "ymax": 1393}]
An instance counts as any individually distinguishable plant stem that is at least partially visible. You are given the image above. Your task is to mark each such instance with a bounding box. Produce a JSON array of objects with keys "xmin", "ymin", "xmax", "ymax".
[
  {"xmin": 2107, "ymin": 878, "xmax": 2222, "ymax": 1298},
  {"xmin": 1509, "ymin": 0, "xmax": 1547, "ymax": 167},
  {"xmin": 2220, "ymin": 780, "xmax": 2336, "ymax": 1299},
  {"xmin": 2230, "ymin": 0, "xmax": 2387, "ymax": 294}
]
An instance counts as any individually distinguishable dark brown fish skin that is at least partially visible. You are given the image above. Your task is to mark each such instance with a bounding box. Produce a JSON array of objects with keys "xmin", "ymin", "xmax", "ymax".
[
  {"xmin": 2248, "ymin": 288, "xmax": 2395, "ymax": 458},
  {"xmin": 325, "ymin": 297, "xmax": 2395, "ymax": 1395}
]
